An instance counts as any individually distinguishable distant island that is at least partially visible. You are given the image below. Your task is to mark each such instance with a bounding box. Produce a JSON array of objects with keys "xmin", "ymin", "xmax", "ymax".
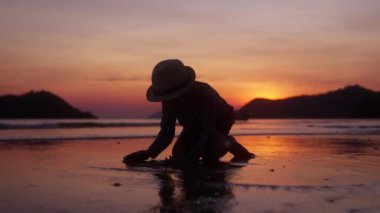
[
  {"xmin": 235, "ymin": 85, "xmax": 380, "ymax": 119},
  {"xmin": 0, "ymin": 91, "xmax": 96, "ymax": 119},
  {"xmin": 148, "ymin": 111, "xmax": 162, "ymax": 119}
]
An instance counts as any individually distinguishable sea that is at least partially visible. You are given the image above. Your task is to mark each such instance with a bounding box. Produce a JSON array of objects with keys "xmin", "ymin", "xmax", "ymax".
[{"xmin": 0, "ymin": 119, "xmax": 380, "ymax": 142}]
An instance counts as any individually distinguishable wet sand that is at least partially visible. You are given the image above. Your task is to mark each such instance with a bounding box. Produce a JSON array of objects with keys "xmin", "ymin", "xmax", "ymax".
[{"xmin": 0, "ymin": 135, "xmax": 379, "ymax": 212}]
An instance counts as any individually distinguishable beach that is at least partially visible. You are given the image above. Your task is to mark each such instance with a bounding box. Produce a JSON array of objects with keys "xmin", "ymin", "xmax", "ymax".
[
  {"xmin": 1, "ymin": 134, "xmax": 379, "ymax": 212},
  {"xmin": 3, "ymin": 0, "xmax": 380, "ymax": 212}
]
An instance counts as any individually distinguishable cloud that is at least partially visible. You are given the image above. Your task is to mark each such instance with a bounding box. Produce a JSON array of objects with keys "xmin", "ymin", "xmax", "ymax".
[
  {"xmin": 342, "ymin": 12, "xmax": 380, "ymax": 33},
  {"xmin": 0, "ymin": 85, "xmax": 14, "ymax": 89},
  {"xmin": 100, "ymin": 76, "xmax": 149, "ymax": 82}
]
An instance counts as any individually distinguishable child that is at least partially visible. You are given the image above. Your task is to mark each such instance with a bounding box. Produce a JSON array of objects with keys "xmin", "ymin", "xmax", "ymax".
[{"xmin": 123, "ymin": 59, "xmax": 255, "ymax": 165}]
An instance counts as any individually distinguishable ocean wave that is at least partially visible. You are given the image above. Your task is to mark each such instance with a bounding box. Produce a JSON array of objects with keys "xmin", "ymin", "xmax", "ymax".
[
  {"xmin": 0, "ymin": 122, "xmax": 161, "ymax": 130},
  {"xmin": 0, "ymin": 135, "xmax": 157, "ymax": 142},
  {"xmin": 307, "ymin": 125, "xmax": 380, "ymax": 129}
]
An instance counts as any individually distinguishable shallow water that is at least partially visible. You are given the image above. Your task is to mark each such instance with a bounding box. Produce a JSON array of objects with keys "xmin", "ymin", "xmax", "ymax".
[{"xmin": 0, "ymin": 135, "xmax": 379, "ymax": 212}]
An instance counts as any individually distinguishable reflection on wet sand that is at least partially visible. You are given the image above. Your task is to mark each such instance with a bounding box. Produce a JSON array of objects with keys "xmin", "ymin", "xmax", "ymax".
[
  {"xmin": 238, "ymin": 135, "xmax": 380, "ymax": 157},
  {"xmin": 150, "ymin": 165, "xmax": 237, "ymax": 212}
]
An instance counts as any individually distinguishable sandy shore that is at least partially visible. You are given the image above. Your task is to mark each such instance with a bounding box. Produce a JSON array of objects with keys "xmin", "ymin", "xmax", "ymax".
[{"xmin": 0, "ymin": 135, "xmax": 379, "ymax": 212}]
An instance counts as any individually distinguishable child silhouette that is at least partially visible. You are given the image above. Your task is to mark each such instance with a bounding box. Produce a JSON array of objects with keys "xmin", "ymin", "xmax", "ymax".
[{"xmin": 123, "ymin": 59, "xmax": 255, "ymax": 165}]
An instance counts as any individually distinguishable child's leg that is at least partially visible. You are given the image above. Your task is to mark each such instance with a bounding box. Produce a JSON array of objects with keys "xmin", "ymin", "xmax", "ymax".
[
  {"xmin": 201, "ymin": 131, "xmax": 229, "ymax": 162},
  {"xmin": 171, "ymin": 128, "xmax": 200, "ymax": 162},
  {"xmin": 172, "ymin": 128, "xmax": 230, "ymax": 163},
  {"xmin": 227, "ymin": 136, "xmax": 255, "ymax": 161}
]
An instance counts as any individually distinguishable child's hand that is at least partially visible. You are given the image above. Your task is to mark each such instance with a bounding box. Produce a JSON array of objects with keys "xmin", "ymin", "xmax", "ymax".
[{"xmin": 123, "ymin": 150, "xmax": 150, "ymax": 165}]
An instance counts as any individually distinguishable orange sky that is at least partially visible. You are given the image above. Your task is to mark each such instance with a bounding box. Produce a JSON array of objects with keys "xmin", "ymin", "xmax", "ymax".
[{"xmin": 1, "ymin": 1, "xmax": 380, "ymax": 117}]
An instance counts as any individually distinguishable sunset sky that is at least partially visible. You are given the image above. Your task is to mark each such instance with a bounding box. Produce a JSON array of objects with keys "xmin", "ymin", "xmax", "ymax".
[{"xmin": 1, "ymin": 0, "xmax": 379, "ymax": 118}]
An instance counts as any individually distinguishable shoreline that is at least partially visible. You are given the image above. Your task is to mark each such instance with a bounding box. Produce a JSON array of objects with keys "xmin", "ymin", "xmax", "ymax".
[{"xmin": 1, "ymin": 133, "xmax": 380, "ymax": 143}]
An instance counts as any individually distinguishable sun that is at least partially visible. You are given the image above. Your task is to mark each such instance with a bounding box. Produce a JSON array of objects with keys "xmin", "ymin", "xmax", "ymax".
[
  {"xmin": 254, "ymin": 90, "xmax": 282, "ymax": 100},
  {"xmin": 248, "ymin": 84, "xmax": 286, "ymax": 100}
]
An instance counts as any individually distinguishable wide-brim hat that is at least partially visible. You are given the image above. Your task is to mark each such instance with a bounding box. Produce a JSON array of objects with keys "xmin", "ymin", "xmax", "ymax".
[{"xmin": 147, "ymin": 59, "xmax": 196, "ymax": 102}]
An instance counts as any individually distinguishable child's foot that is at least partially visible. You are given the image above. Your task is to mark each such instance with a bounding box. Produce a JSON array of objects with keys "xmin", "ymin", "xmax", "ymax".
[{"xmin": 231, "ymin": 152, "xmax": 256, "ymax": 162}]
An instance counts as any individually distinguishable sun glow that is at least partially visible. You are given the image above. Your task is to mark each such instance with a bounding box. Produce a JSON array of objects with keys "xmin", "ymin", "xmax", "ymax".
[
  {"xmin": 247, "ymin": 83, "xmax": 288, "ymax": 100},
  {"xmin": 253, "ymin": 90, "xmax": 283, "ymax": 100},
  {"xmin": 213, "ymin": 81, "xmax": 291, "ymax": 110}
]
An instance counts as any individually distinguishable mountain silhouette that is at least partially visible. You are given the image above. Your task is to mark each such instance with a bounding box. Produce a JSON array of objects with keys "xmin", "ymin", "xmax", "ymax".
[
  {"xmin": 0, "ymin": 90, "xmax": 96, "ymax": 119},
  {"xmin": 235, "ymin": 85, "xmax": 380, "ymax": 119}
]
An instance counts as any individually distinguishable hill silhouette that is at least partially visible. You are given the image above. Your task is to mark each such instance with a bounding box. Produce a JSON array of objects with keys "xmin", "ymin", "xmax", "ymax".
[
  {"xmin": 235, "ymin": 85, "xmax": 380, "ymax": 119},
  {"xmin": 0, "ymin": 91, "xmax": 96, "ymax": 119}
]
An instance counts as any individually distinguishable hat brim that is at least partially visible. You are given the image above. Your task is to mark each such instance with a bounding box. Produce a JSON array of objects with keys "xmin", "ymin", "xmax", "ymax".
[{"xmin": 146, "ymin": 66, "xmax": 195, "ymax": 102}]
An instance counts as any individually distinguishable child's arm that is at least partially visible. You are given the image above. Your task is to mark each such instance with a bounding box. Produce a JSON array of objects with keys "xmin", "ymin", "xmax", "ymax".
[
  {"xmin": 147, "ymin": 101, "xmax": 176, "ymax": 158},
  {"xmin": 123, "ymin": 102, "xmax": 176, "ymax": 164}
]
